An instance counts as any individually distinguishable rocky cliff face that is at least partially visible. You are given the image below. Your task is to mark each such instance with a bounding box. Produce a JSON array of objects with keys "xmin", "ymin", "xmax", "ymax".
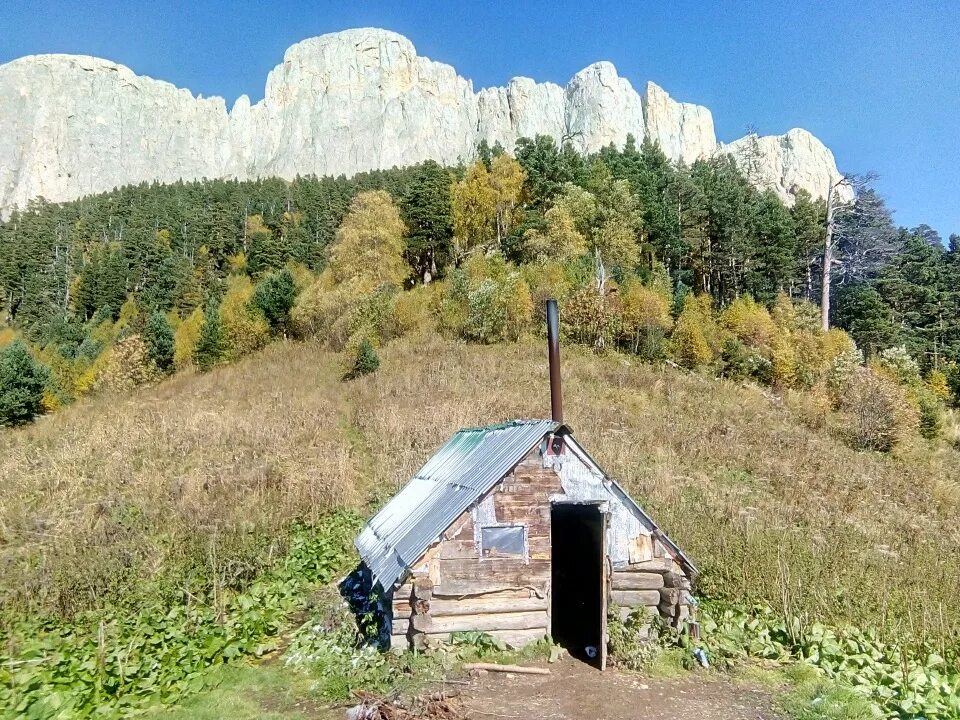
[{"xmin": 0, "ymin": 27, "xmax": 849, "ymax": 217}]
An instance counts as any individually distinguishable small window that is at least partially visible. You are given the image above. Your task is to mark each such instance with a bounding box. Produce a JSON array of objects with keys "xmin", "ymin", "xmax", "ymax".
[{"xmin": 480, "ymin": 525, "xmax": 527, "ymax": 559}]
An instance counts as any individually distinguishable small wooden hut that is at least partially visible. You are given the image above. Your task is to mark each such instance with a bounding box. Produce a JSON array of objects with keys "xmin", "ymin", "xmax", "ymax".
[{"xmin": 354, "ymin": 302, "xmax": 696, "ymax": 668}]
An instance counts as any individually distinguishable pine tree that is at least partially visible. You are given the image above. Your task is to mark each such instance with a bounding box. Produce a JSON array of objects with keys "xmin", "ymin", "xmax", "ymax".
[
  {"xmin": 347, "ymin": 338, "xmax": 380, "ymax": 379},
  {"xmin": 0, "ymin": 340, "xmax": 50, "ymax": 426},
  {"xmin": 252, "ymin": 268, "xmax": 298, "ymax": 334},
  {"xmin": 143, "ymin": 311, "xmax": 175, "ymax": 372},
  {"xmin": 194, "ymin": 301, "xmax": 223, "ymax": 372},
  {"xmin": 400, "ymin": 161, "xmax": 453, "ymax": 281}
]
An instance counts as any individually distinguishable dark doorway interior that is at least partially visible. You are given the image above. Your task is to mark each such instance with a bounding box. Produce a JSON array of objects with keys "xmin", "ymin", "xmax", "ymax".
[{"xmin": 550, "ymin": 503, "xmax": 604, "ymax": 668}]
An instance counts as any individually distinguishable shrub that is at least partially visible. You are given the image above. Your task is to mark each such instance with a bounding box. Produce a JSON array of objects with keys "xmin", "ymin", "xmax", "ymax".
[
  {"xmin": 389, "ymin": 284, "xmax": 438, "ymax": 337},
  {"xmin": 345, "ymin": 337, "xmax": 380, "ymax": 380},
  {"xmin": 455, "ymin": 265, "xmax": 533, "ymax": 344},
  {"xmin": 718, "ymin": 338, "xmax": 770, "ymax": 382},
  {"xmin": 502, "ymin": 273, "xmax": 534, "ymax": 341},
  {"xmin": 875, "ymin": 345, "xmax": 922, "ymax": 386},
  {"xmin": 770, "ymin": 334, "xmax": 797, "ymax": 389},
  {"xmin": 0, "ymin": 340, "xmax": 50, "ymax": 426},
  {"xmin": 143, "ymin": 311, "xmax": 175, "ymax": 372},
  {"xmin": 173, "ymin": 308, "xmax": 204, "ymax": 370},
  {"xmin": 925, "ymin": 369, "xmax": 951, "ymax": 403},
  {"xmin": 252, "ymin": 268, "xmax": 298, "ymax": 334},
  {"xmin": 465, "ymin": 279, "xmax": 506, "ymax": 344},
  {"xmin": 95, "ymin": 335, "xmax": 158, "ymax": 393},
  {"xmin": 290, "ymin": 273, "xmax": 370, "ymax": 349},
  {"xmin": 620, "ymin": 279, "xmax": 673, "ymax": 359},
  {"xmin": 219, "ymin": 276, "xmax": 270, "ymax": 361},
  {"xmin": 721, "ymin": 295, "xmax": 777, "ymax": 349},
  {"xmin": 562, "ymin": 284, "xmax": 620, "ymax": 350},
  {"xmin": 840, "ymin": 367, "xmax": 919, "ymax": 451},
  {"xmin": 671, "ymin": 294, "xmax": 713, "ymax": 369},
  {"xmin": 826, "ymin": 346, "xmax": 864, "ymax": 403}
]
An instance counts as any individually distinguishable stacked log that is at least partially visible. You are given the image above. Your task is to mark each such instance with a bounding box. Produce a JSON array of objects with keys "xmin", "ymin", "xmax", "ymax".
[
  {"xmin": 391, "ymin": 581, "xmax": 548, "ymax": 650},
  {"xmin": 609, "ymin": 553, "xmax": 694, "ymax": 630}
]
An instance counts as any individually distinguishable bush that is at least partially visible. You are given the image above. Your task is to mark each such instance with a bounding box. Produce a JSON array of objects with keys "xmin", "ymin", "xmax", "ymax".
[
  {"xmin": 671, "ymin": 294, "xmax": 713, "ymax": 369},
  {"xmin": 562, "ymin": 284, "xmax": 621, "ymax": 351},
  {"xmin": 219, "ymin": 276, "xmax": 270, "ymax": 361},
  {"xmin": 345, "ymin": 337, "xmax": 380, "ymax": 380},
  {"xmin": 840, "ymin": 367, "xmax": 919, "ymax": 451},
  {"xmin": 252, "ymin": 268, "xmax": 298, "ymax": 334},
  {"xmin": 290, "ymin": 273, "xmax": 368, "ymax": 349},
  {"xmin": 0, "ymin": 340, "xmax": 50, "ymax": 426},
  {"xmin": 770, "ymin": 334, "xmax": 797, "ymax": 388},
  {"xmin": 721, "ymin": 295, "xmax": 777, "ymax": 349},
  {"xmin": 95, "ymin": 335, "xmax": 158, "ymax": 393},
  {"xmin": 719, "ymin": 338, "xmax": 753, "ymax": 381},
  {"xmin": 875, "ymin": 345, "xmax": 922, "ymax": 386},
  {"xmin": 925, "ymin": 369, "xmax": 951, "ymax": 403},
  {"xmin": 144, "ymin": 311, "xmax": 175, "ymax": 372},
  {"xmin": 620, "ymin": 279, "xmax": 673, "ymax": 359},
  {"xmin": 173, "ymin": 308, "xmax": 204, "ymax": 370},
  {"xmin": 389, "ymin": 284, "xmax": 438, "ymax": 337}
]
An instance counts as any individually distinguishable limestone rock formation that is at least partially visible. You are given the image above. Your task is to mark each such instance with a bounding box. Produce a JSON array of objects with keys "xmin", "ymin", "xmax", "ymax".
[
  {"xmin": 643, "ymin": 81, "xmax": 716, "ymax": 166},
  {"xmin": 0, "ymin": 27, "xmax": 848, "ymax": 218},
  {"xmin": 721, "ymin": 129, "xmax": 855, "ymax": 205}
]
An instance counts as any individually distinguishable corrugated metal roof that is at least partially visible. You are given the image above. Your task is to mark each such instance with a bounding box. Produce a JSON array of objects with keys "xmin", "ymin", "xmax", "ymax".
[{"xmin": 356, "ymin": 419, "xmax": 561, "ymax": 591}]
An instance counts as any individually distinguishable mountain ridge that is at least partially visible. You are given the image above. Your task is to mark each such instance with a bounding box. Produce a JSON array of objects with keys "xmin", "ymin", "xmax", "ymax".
[{"xmin": 0, "ymin": 27, "xmax": 852, "ymax": 217}]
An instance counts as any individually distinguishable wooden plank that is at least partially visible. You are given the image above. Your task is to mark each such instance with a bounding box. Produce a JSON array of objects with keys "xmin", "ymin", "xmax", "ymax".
[
  {"xmin": 438, "ymin": 539, "xmax": 477, "ymax": 559},
  {"xmin": 611, "ymin": 571, "xmax": 665, "ymax": 591},
  {"xmin": 610, "ymin": 589, "xmax": 662, "ymax": 607},
  {"xmin": 436, "ymin": 558, "xmax": 550, "ymax": 596},
  {"xmin": 625, "ymin": 558, "xmax": 672, "ymax": 571},
  {"xmin": 434, "ymin": 588, "xmax": 538, "ymax": 601},
  {"xmin": 397, "ymin": 627, "xmax": 547, "ymax": 650},
  {"xmin": 463, "ymin": 663, "xmax": 550, "ymax": 675},
  {"xmin": 393, "ymin": 596, "xmax": 547, "ymax": 620},
  {"xmin": 414, "ymin": 610, "xmax": 548, "ymax": 634},
  {"xmin": 442, "ymin": 512, "xmax": 474, "ymax": 541}
]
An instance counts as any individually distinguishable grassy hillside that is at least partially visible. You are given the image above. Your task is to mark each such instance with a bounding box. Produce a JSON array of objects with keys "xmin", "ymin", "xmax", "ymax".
[{"xmin": 3, "ymin": 332, "xmax": 958, "ymax": 648}]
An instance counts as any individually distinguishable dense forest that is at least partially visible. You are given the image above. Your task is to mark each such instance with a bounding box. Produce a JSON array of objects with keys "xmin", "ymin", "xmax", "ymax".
[{"xmin": 1, "ymin": 133, "xmax": 958, "ymax": 447}]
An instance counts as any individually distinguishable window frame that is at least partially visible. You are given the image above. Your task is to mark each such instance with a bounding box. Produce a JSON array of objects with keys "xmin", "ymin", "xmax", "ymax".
[{"xmin": 478, "ymin": 523, "xmax": 528, "ymax": 562}]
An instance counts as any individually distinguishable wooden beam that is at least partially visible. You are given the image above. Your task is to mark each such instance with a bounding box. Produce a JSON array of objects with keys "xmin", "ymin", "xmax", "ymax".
[
  {"xmin": 412, "ymin": 610, "xmax": 548, "ymax": 634},
  {"xmin": 611, "ymin": 572, "xmax": 664, "ymax": 591},
  {"xmin": 394, "ymin": 596, "xmax": 547, "ymax": 620},
  {"xmin": 610, "ymin": 589, "xmax": 662, "ymax": 607},
  {"xmin": 463, "ymin": 663, "xmax": 550, "ymax": 675}
]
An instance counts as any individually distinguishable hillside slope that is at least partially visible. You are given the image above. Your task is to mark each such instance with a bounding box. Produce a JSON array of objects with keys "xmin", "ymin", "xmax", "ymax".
[{"xmin": 3, "ymin": 334, "xmax": 958, "ymax": 643}]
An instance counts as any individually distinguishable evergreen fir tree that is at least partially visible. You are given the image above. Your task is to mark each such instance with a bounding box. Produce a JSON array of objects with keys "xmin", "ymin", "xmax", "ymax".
[
  {"xmin": 194, "ymin": 301, "xmax": 223, "ymax": 372},
  {"xmin": 0, "ymin": 340, "xmax": 50, "ymax": 426},
  {"xmin": 251, "ymin": 268, "xmax": 298, "ymax": 334},
  {"xmin": 144, "ymin": 311, "xmax": 175, "ymax": 372}
]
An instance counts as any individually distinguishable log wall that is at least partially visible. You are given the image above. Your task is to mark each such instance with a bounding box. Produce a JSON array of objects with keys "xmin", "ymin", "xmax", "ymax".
[{"xmin": 390, "ymin": 448, "xmax": 559, "ymax": 650}]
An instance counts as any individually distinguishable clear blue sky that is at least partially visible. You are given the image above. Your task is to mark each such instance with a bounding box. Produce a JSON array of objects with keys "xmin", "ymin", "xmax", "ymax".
[{"xmin": 2, "ymin": 0, "xmax": 957, "ymax": 238}]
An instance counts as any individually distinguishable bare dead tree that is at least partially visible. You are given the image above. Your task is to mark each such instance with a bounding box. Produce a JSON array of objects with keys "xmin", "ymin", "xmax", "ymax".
[{"xmin": 820, "ymin": 171, "xmax": 877, "ymax": 330}]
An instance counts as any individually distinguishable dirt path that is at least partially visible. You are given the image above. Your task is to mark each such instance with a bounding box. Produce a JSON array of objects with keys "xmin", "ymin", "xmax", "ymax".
[{"xmin": 462, "ymin": 659, "xmax": 781, "ymax": 720}]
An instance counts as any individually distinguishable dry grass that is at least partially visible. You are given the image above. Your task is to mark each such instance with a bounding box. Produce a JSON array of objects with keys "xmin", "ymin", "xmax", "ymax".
[
  {"xmin": 0, "ymin": 341, "xmax": 358, "ymax": 617},
  {"xmin": 2, "ymin": 332, "xmax": 959, "ymax": 646}
]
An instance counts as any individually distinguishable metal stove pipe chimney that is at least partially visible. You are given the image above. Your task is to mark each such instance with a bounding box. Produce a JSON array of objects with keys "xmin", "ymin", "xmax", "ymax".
[{"xmin": 546, "ymin": 299, "xmax": 562, "ymax": 423}]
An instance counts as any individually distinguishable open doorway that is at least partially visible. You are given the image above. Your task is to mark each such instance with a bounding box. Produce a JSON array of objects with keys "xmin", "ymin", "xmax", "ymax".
[{"xmin": 550, "ymin": 503, "xmax": 605, "ymax": 668}]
